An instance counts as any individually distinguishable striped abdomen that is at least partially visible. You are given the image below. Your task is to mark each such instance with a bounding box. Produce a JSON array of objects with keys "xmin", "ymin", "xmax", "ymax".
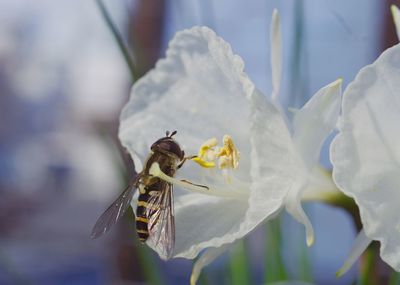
[
  {"xmin": 135, "ymin": 183, "xmax": 163, "ymax": 243},
  {"xmin": 136, "ymin": 204, "xmax": 149, "ymax": 242},
  {"xmin": 136, "ymin": 192, "xmax": 151, "ymax": 242},
  {"xmin": 135, "ymin": 152, "xmax": 178, "ymax": 243}
]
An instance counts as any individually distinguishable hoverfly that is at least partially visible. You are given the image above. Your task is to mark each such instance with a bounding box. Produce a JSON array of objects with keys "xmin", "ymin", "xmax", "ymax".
[{"xmin": 91, "ymin": 130, "xmax": 189, "ymax": 259}]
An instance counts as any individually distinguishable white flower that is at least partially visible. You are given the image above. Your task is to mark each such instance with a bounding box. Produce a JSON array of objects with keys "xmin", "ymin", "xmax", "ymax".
[
  {"xmin": 119, "ymin": 9, "xmax": 341, "ymax": 283},
  {"xmin": 331, "ymin": 5, "xmax": 400, "ymax": 276}
]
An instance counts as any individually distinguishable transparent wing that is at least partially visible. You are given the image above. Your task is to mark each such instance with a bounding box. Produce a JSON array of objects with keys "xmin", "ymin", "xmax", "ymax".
[
  {"xmin": 143, "ymin": 186, "xmax": 164, "ymax": 220},
  {"xmin": 146, "ymin": 182, "xmax": 175, "ymax": 260},
  {"xmin": 91, "ymin": 175, "xmax": 140, "ymax": 239}
]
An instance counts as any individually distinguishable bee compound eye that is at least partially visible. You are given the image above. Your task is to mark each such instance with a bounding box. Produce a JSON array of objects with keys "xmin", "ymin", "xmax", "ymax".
[{"xmin": 151, "ymin": 136, "xmax": 184, "ymax": 159}]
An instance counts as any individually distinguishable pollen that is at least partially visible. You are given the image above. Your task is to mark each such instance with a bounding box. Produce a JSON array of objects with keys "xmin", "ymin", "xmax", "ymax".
[
  {"xmin": 190, "ymin": 135, "xmax": 240, "ymax": 170},
  {"xmin": 191, "ymin": 156, "xmax": 216, "ymax": 168},
  {"xmin": 190, "ymin": 137, "xmax": 218, "ymax": 168},
  {"xmin": 218, "ymin": 135, "xmax": 240, "ymax": 169}
]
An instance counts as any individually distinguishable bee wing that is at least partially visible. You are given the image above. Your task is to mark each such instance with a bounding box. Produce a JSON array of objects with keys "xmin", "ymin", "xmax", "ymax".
[
  {"xmin": 146, "ymin": 182, "xmax": 175, "ymax": 260},
  {"xmin": 91, "ymin": 175, "xmax": 140, "ymax": 239}
]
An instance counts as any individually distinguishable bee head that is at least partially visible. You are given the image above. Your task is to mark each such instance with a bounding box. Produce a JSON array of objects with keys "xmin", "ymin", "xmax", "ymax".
[{"xmin": 151, "ymin": 131, "xmax": 184, "ymax": 160}]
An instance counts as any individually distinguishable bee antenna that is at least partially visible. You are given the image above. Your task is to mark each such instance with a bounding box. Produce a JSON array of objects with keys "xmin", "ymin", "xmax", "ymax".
[
  {"xmin": 170, "ymin": 130, "xmax": 177, "ymax": 137},
  {"xmin": 166, "ymin": 130, "xmax": 170, "ymax": 137}
]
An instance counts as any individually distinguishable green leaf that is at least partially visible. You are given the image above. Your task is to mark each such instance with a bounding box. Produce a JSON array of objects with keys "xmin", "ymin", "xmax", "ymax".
[{"xmin": 94, "ymin": 0, "xmax": 139, "ymax": 82}]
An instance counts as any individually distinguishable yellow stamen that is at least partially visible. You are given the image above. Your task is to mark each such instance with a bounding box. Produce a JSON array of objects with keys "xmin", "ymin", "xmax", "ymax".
[
  {"xmin": 198, "ymin": 138, "xmax": 218, "ymax": 157},
  {"xmin": 217, "ymin": 135, "xmax": 240, "ymax": 169},
  {"xmin": 191, "ymin": 156, "xmax": 216, "ymax": 168},
  {"xmin": 190, "ymin": 137, "xmax": 218, "ymax": 168},
  {"xmin": 190, "ymin": 135, "xmax": 240, "ymax": 170}
]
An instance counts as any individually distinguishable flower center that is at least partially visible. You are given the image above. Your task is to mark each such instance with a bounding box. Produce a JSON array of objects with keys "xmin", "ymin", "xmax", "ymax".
[
  {"xmin": 148, "ymin": 135, "xmax": 248, "ymax": 199},
  {"xmin": 191, "ymin": 135, "xmax": 240, "ymax": 170}
]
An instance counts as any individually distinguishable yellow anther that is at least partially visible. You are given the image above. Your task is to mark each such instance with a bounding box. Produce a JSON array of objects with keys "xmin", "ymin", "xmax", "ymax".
[
  {"xmin": 190, "ymin": 135, "xmax": 240, "ymax": 170},
  {"xmin": 198, "ymin": 138, "xmax": 218, "ymax": 158},
  {"xmin": 217, "ymin": 135, "xmax": 240, "ymax": 169},
  {"xmin": 191, "ymin": 156, "xmax": 216, "ymax": 168},
  {"xmin": 190, "ymin": 137, "xmax": 218, "ymax": 168}
]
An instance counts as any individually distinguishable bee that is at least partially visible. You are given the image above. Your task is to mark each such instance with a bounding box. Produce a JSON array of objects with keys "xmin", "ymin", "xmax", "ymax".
[{"xmin": 91, "ymin": 130, "xmax": 187, "ymax": 259}]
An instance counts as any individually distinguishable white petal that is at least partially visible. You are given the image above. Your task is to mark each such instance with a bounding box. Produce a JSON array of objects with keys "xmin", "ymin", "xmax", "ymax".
[
  {"xmin": 286, "ymin": 167, "xmax": 339, "ymax": 246},
  {"xmin": 303, "ymin": 166, "xmax": 340, "ymax": 201},
  {"xmin": 131, "ymin": 191, "xmax": 244, "ymax": 261},
  {"xmin": 171, "ymin": 193, "xmax": 248, "ymax": 258},
  {"xmin": 190, "ymin": 244, "xmax": 231, "ymax": 285},
  {"xmin": 391, "ymin": 5, "xmax": 400, "ymax": 41},
  {"xmin": 331, "ymin": 44, "xmax": 400, "ymax": 270},
  {"xmin": 122, "ymin": 26, "xmax": 301, "ymax": 260},
  {"xmin": 336, "ymin": 229, "xmax": 372, "ymax": 277},
  {"xmin": 249, "ymin": 89, "xmax": 301, "ymax": 200},
  {"xmin": 285, "ymin": 176, "xmax": 314, "ymax": 246},
  {"xmin": 250, "ymin": 89, "xmax": 309, "ymax": 240},
  {"xmin": 270, "ymin": 9, "xmax": 282, "ymax": 100},
  {"xmin": 292, "ymin": 79, "xmax": 342, "ymax": 170},
  {"xmin": 172, "ymin": 89, "xmax": 300, "ymax": 259},
  {"xmin": 119, "ymin": 26, "xmax": 254, "ymax": 172},
  {"xmin": 287, "ymin": 79, "xmax": 341, "ymax": 245}
]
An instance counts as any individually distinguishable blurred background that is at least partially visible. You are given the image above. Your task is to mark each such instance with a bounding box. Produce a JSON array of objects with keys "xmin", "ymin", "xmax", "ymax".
[{"xmin": 0, "ymin": 0, "xmax": 397, "ymax": 284}]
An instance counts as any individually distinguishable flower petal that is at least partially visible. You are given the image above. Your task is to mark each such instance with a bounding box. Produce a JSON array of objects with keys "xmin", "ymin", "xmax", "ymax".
[
  {"xmin": 271, "ymin": 9, "xmax": 282, "ymax": 100},
  {"xmin": 249, "ymin": 89, "xmax": 300, "ymax": 199},
  {"xmin": 302, "ymin": 166, "xmax": 340, "ymax": 201},
  {"xmin": 285, "ymin": 176, "xmax": 314, "ymax": 246},
  {"xmin": 119, "ymin": 26, "xmax": 254, "ymax": 172},
  {"xmin": 168, "ymin": 89, "xmax": 300, "ymax": 259},
  {"xmin": 331, "ymin": 44, "xmax": 400, "ymax": 270},
  {"xmin": 250, "ymin": 89, "xmax": 310, "ymax": 241},
  {"xmin": 131, "ymin": 190, "xmax": 244, "ymax": 260},
  {"xmin": 122, "ymin": 25, "xmax": 301, "ymax": 261},
  {"xmin": 190, "ymin": 244, "xmax": 231, "ymax": 285},
  {"xmin": 292, "ymin": 79, "xmax": 342, "ymax": 170},
  {"xmin": 336, "ymin": 229, "xmax": 372, "ymax": 277},
  {"xmin": 391, "ymin": 5, "xmax": 400, "ymax": 41},
  {"xmin": 169, "ymin": 193, "xmax": 248, "ymax": 259}
]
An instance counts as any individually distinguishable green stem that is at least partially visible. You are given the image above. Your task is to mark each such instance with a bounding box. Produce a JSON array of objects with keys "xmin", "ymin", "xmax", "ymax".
[
  {"xmin": 359, "ymin": 244, "xmax": 378, "ymax": 285},
  {"xmin": 303, "ymin": 190, "xmax": 354, "ymax": 209},
  {"xmin": 125, "ymin": 208, "xmax": 165, "ymax": 285},
  {"xmin": 264, "ymin": 218, "xmax": 287, "ymax": 282},
  {"xmin": 299, "ymin": 237, "xmax": 313, "ymax": 282},
  {"xmin": 229, "ymin": 239, "xmax": 252, "ymax": 285},
  {"xmin": 94, "ymin": 0, "xmax": 138, "ymax": 82},
  {"xmin": 303, "ymin": 189, "xmax": 362, "ymax": 231},
  {"xmin": 301, "ymin": 167, "xmax": 362, "ymax": 230},
  {"xmin": 198, "ymin": 270, "xmax": 209, "ymax": 285},
  {"xmin": 389, "ymin": 270, "xmax": 400, "ymax": 285}
]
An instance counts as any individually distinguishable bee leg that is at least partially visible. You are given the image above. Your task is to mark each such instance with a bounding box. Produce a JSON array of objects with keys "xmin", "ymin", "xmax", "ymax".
[
  {"xmin": 180, "ymin": 179, "xmax": 209, "ymax": 190},
  {"xmin": 177, "ymin": 155, "xmax": 198, "ymax": 169},
  {"xmin": 150, "ymin": 162, "xmax": 210, "ymax": 192},
  {"xmin": 138, "ymin": 184, "xmax": 146, "ymax": 194}
]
